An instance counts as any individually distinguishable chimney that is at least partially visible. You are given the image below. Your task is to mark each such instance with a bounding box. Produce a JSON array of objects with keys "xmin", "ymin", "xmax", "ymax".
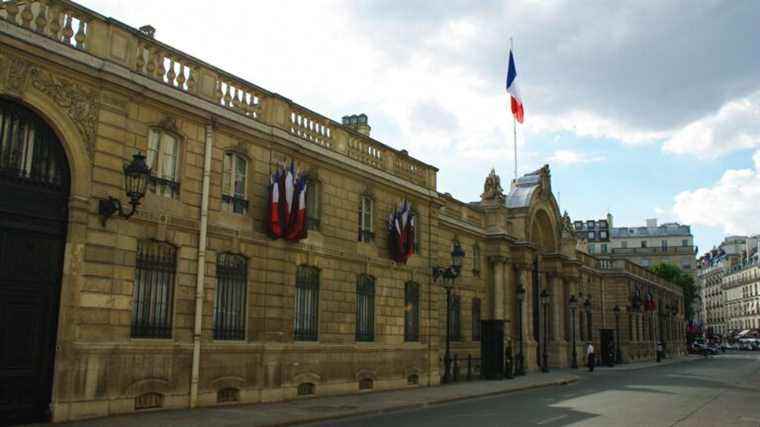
[
  {"xmin": 646, "ymin": 218, "xmax": 658, "ymax": 228},
  {"xmin": 342, "ymin": 113, "xmax": 371, "ymax": 136}
]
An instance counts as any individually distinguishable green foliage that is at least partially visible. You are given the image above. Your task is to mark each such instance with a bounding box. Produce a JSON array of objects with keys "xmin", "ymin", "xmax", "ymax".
[{"xmin": 651, "ymin": 263, "xmax": 697, "ymax": 320}]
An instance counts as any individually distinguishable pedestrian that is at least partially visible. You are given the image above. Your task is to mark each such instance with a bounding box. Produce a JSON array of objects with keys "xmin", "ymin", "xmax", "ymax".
[
  {"xmin": 656, "ymin": 341, "xmax": 663, "ymax": 362},
  {"xmin": 587, "ymin": 342, "xmax": 595, "ymax": 372}
]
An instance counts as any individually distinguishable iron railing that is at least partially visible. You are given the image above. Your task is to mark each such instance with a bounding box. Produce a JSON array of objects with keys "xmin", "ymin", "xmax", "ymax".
[
  {"xmin": 214, "ymin": 253, "xmax": 247, "ymax": 340},
  {"xmin": 221, "ymin": 194, "xmax": 249, "ymax": 215},
  {"xmin": 294, "ymin": 266, "xmax": 319, "ymax": 341},
  {"xmin": 356, "ymin": 274, "xmax": 375, "ymax": 342}
]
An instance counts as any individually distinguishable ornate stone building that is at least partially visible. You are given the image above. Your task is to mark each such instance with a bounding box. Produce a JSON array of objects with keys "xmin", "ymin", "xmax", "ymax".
[{"xmin": 0, "ymin": 1, "xmax": 685, "ymax": 423}]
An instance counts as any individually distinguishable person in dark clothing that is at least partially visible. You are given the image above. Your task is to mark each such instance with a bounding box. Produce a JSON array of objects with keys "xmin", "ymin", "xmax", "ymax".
[{"xmin": 587, "ymin": 342, "xmax": 595, "ymax": 372}]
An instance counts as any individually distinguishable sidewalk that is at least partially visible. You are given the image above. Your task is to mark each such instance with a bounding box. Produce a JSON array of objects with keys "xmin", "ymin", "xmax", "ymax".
[{"xmin": 47, "ymin": 371, "xmax": 578, "ymax": 427}]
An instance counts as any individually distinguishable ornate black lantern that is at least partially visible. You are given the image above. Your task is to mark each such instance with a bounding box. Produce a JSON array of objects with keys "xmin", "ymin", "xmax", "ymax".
[
  {"xmin": 451, "ymin": 240, "xmax": 465, "ymax": 272},
  {"xmin": 432, "ymin": 240, "xmax": 466, "ymax": 384},
  {"xmin": 99, "ymin": 152, "xmax": 151, "ymax": 225}
]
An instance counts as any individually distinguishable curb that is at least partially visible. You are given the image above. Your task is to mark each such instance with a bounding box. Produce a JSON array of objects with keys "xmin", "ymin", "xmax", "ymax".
[{"xmin": 264, "ymin": 376, "xmax": 579, "ymax": 427}]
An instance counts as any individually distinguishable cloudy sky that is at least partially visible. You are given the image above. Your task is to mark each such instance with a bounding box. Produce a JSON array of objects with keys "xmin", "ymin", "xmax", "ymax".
[{"xmin": 82, "ymin": 0, "xmax": 760, "ymax": 254}]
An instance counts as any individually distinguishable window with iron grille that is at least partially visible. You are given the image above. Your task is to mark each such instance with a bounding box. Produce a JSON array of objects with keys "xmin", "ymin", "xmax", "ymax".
[
  {"xmin": 356, "ymin": 274, "xmax": 375, "ymax": 341},
  {"xmin": 472, "ymin": 244, "xmax": 481, "ymax": 275},
  {"xmin": 131, "ymin": 241, "xmax": 176, "ymax": 338},
  {"xmin": 222, "ymin": 152, "xmax": 248, "ymax": 214},
  {"xmin": 449, "ymin": 294, "xmax": 462, "ymax": 341},
  {"xmin": 295, "ymin": 266, "xmax": 320, "ymax": 341},
  {"xmin": 472, "ymin": 298, "xmax": 481, "ymax": 341},
  {"xmin": 306, "ymin": 177, "xmax": 321, "ymax": 230},
  {"xmin": 404, "ymin": 282, "xmax": 420, "ymax": 342},
  {"xmin": 146, "ymin": 128, "xmax": 181, "ymax": 198},
  {"xmin": 358, "ymin": 194, "xmax": 374, "ymax": 242},
  {"xmin": 214, "ymin": 253, "xmax": 247, "ymax": 340}
]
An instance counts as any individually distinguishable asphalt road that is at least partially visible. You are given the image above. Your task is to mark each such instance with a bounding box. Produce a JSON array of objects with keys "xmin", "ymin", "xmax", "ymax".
[{"xmin": 313, "ymin": 353, "xmax": 760, "ymax": 427}]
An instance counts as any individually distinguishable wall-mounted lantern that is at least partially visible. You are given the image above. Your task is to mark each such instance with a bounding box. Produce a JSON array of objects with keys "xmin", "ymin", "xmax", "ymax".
[{"xmin": 99, "ymin": 152, "xmax": 151, "ymax": 226}]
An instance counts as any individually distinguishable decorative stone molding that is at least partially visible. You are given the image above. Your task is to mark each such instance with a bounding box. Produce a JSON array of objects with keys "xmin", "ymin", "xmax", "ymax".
[
  {"xmin": 28, "ymin": 66, "xmax": 99, "ymax": 157},
  {"xmin": 0, "ymin": 53, "xmax": 32, "ymax": 97}
]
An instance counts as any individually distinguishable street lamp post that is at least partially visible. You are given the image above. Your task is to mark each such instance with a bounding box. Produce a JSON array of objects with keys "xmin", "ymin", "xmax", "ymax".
[
  {"xmin": 613, "ymin": 305, "xmax": 622, "ymax": 364},
  {"xmin": 569, "ymin": 295, "xmax": 578, "ymax": 369},
  {"xmin": 541, "ymin": 289, "xmax": 551, "ymax": 373},
  {"xmin": 583, "ymin": 297, "xmax": 592, "ymax": 367},
  {"xmin": 515, "ymin": 284, "xmax": 526, "ymax": 376},
  {"xmin": 432, "ymin": 242, "xmax": 466, "ymax": 384}
]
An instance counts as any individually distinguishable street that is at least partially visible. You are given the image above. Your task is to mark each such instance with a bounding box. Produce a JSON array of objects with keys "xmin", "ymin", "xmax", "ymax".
[{"xmin": 314, "ymin": 353, "xmax": 760, "ymax": 427}]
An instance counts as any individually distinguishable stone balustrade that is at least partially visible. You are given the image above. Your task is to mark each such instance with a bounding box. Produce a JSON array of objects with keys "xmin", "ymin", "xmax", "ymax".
[{"xmin": 1, "ymin": 0, "xmax": 436, "ymax": 190}]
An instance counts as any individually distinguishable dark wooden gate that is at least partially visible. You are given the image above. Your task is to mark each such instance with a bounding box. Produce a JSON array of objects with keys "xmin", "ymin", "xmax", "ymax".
[
  {"xmin": 600, "ymin": 329, "xmax": 615, "ymax": 367},
  {"xmin": 480, "ymin": 320, "xmax": 504, "ymax": 379},
  {"xmin": 0, "ymin": 98, "xmax": 69, "ymax": 424}
]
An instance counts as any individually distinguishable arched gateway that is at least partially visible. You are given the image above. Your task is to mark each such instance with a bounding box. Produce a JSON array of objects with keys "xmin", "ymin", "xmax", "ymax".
[{"xmin": 0, "ymin": 98, "xmax": 70, "ymax": 423}]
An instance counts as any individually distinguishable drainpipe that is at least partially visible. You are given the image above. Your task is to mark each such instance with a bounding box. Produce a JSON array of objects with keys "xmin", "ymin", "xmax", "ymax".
[
  {"xmin": 191, "ymin": 121, "xmax": 214, "ymax": 407},
  {"xmin": 427, "ymin": 199, "xmax": 433, "ymax": 387}
]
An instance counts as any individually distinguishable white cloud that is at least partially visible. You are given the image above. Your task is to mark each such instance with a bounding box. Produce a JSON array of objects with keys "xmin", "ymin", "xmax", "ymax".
[
  {"xmin": 662, "ymin": 91, "xmax": 760, "ymax": 158},
  {"xmin": 547, "ymin": 149, "xmax": 605, "ymax": 166},
  {"xmin": 671, "ymin": 150, "xmax": 760, "ymax": 235}
]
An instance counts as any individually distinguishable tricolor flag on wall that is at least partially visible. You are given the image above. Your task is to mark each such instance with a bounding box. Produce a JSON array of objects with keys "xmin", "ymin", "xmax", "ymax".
[{"xmin": 506, "ymin": 48, "xmax": 524, "ymax": 123}]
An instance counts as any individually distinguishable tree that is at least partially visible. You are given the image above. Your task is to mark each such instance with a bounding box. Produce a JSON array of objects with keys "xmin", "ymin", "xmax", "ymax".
[{"xmin": 650, "ymin": 263, "xmax": 697, "ymax": 321}]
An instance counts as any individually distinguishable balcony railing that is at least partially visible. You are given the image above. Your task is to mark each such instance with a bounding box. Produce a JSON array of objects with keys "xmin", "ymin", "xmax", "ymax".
[
  {"xmin": 0, "ymin": 0, "xmax": 436, "ymax": 190},
  {"xmin": 610, "ymin": 246, "xmax": 697, "ymax": 256}
]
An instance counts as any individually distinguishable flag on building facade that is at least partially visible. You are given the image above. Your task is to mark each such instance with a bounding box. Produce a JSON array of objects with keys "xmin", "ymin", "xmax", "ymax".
[
  {"xmin": 387, "ymin": 200, "xmax": 415, "ymax": 264},
  {"xmin": 267, "ymin": 162, "xmax": 308, "ymax": 242},
  {"xmin": 506, "ymin": 48, "xmax": 524, "ymax": 123}
]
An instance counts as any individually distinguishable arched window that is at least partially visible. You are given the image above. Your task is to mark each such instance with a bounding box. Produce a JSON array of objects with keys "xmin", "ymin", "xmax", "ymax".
[
  {"xmin": 132, "ymin": 241, "xmax": 177, "ymax": 338},
  {"xmin": 356, "ymin": 274, "xmax": 375, "ymax": 341},
  {"xmin": 146, "ymin": 128, "xmax": 180, "ymax": 198},
  {"xmin": 222, "ymin": 152, "xmax": 248, "ymax": 214},
  {"xmin": 404, "ymin": 282, "xmax": 420, "ymax": 342},
  {"xmin": 214, "ymin": 253, "xmax": 248, "ymax": 340}
]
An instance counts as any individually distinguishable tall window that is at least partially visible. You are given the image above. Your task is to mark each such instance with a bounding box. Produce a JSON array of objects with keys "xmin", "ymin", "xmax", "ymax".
[
  {"xmin": 131, "ymin": 241, "xmax": 176, "ymax": 338},
  {"xmin": 601, "ymin": 243, "xmax": 608, "ymax": 253},
  {"xmin": 661, "ymin": 240, "xmax": 667, "ymax": 249},
  {"xmin": 306, "ymin": 177, "xmax": 320, "ymax": 230},
  {"xmin": 404, "ymin": 282, "xmax": 420, "ymax": 342},
  {"xmin": 356, "ymin": 274, "xmax": 375, "ymax": 341},
  {"xmin": 295, "ymin": 266, "xmax": 320, "ymax": 341},
  {"xmin": 358, "ymin": 194, "xmax": 374, "ymax": 242},
  {"xmin": 472, "ymin": 244, "xmax": 481, "ymax": 275},
  {"xmin": 641, "ymin": 241, "xmax": 647, "ymax": 248},
  {"xmin": 214, "ymin": 253, "xmax": 247, "ymax": 340},
  {"xmin": 147, "ymin": 128, "xmax": 180, "ymax": 198},
  {"xmin": 222, "ymin": 152, "xmax": 248, "ymax": 214},
  {"xmin": 449, "ymin": 294, "xmax": 462, "ymax": 341},
  {"xmin": 472, "ymin": 298, "xmax": 481, "ymax": 341}
]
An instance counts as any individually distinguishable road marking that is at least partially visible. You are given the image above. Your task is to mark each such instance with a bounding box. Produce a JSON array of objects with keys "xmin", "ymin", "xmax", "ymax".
[{"xmin": 536, "ymin": 414, "xmax": 568, "ymax": 425}]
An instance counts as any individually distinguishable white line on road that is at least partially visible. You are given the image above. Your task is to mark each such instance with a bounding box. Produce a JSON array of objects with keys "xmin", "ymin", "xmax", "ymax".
[{"xmin": 536, "ymin": 414, "xmax": 568, "ymax": 425}]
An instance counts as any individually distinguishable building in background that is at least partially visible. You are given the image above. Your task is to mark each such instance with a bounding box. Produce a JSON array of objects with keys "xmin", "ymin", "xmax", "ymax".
[
  {"xmin": 697, "ymin": 236, "xmax": 760, "ymax": 338},
  {"xmin": 576, "ymin": 216, "xmax": 697, "ymax": 275},
  {"xmin": 719, "ymin": 237, "xmax": 760, "ymax": 340}
]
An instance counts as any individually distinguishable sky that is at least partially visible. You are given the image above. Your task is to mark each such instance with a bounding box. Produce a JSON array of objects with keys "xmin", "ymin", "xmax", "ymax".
[{"xmin": 81, "ymin": 0, "xmax": 760, "ymax": 255}]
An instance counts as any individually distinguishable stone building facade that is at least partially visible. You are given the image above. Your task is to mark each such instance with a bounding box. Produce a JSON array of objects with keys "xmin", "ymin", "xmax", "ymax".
[{"xmin": 0, "ymin": 1, "xmax": 685, "ymax": 423}]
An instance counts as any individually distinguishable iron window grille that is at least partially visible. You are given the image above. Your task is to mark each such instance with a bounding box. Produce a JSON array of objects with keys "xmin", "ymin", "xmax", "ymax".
[
  {"xmin": 214, "ymin": 253, "xmax": 248, "ymax": 340},
  {"xmin": 472, "ymin": 298, "xmax": 481, "ymax": 341},
  {"xmin": 306, "ymin": 177, "xmax": 320, "ymax": 231},
  {"xmin": 356, "ymin": 274, "xmax": 375, "ymax": 342},
  {"xmin": 449, "ymin": 294, "xmax": 462, "ymax": 342},
  {"xmin": 146, "ymin": 129, "xmax": 180, "ymax": 199},
  {"xmin": 0, "ymin": 99, "xmax": 69, "ymax": 190},
  {"xmin": 295, "ymin": 266, "xmax": 320, "ymax": 341},
  {"xmin": 131, "ymin": 241, "xmax": 177, "ymax": 338},
  {"xmin": 404, "ymin": 282, "xmax": 420, "ymax": 342},
  {"xmin": 358, "ymin": 195, "xmax": 374, "ymax": 242},
  {"xmin": 222, "ymin": 152, "xmax": 248, "ymax": 214}
]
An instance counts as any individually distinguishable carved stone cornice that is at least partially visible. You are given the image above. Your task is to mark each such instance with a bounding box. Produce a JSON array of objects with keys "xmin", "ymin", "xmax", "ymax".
[{"xmin": 28, "ymin": 67, "xmax": 99, "ymax": 157}]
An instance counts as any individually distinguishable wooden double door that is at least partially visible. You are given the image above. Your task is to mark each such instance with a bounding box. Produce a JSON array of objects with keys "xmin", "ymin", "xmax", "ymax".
[{"xmin": 0, "ymin": 98, "xmax": 69, "ymax": 424}]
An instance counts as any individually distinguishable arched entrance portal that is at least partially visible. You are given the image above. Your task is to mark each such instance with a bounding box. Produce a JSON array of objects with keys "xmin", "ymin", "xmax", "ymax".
[{"xmin": 0, "ymin": 98, "xmax": 70, "ymax": 423}]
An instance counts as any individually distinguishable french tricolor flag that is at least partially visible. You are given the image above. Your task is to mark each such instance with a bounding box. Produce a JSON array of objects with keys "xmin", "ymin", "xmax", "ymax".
[{"xmin": 506, "ymin": 48, "xmax": 524, "ymax": 123}]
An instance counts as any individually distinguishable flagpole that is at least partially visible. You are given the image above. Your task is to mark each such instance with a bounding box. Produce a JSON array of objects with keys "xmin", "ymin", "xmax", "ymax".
[{"xmin": 511, "ymin": 37, "xmax": 518, "ymax": 181}]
